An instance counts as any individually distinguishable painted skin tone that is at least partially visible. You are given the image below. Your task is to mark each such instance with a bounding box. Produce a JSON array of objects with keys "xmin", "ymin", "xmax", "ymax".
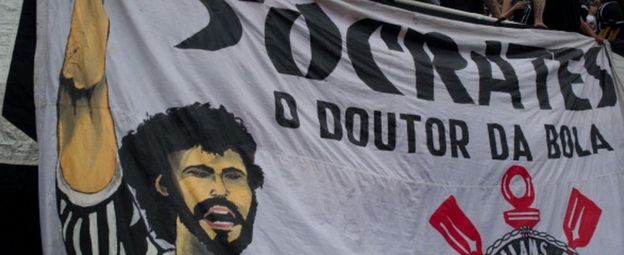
[
  {"xmin": 58, "ymin": 0, "xmax": 116, "ymax": 194},
  {"xmin": 159, "ymin": 147, "xmax": 253, "ymax": 254}
]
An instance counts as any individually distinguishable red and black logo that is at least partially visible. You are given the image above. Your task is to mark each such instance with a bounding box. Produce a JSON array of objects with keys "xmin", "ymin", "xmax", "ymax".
[{"xmin": 430, "ymin": 165, "xmax": 602, "ymax": 255}]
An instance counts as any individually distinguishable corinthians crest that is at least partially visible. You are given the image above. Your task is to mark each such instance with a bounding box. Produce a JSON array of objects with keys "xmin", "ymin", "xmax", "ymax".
[{"xmin": 429, "ymin": 165, "xmax": 602, "ymax": 255}]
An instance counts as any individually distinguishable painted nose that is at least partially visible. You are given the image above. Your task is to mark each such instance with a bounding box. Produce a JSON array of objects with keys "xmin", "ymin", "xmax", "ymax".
[{"xmin": 209, "ymin": 176, "xmax": 229, "ymax": 196}]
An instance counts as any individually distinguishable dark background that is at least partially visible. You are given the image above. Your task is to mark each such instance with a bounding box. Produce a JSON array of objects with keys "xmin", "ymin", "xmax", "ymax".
[{"xmin": 0, "ymin": 0, "xmax": 41, "ymax": 253}]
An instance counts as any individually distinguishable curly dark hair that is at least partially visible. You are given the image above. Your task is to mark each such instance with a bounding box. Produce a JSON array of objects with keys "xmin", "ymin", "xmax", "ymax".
[{"xmin": 119, "ymin": 103, "xmax": 263, "ymax": 252}]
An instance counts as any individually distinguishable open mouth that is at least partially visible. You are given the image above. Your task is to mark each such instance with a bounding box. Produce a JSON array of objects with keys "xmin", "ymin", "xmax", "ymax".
[{"xmin": 203, "ymin": 206, "xmax": 237, "ymax": 230}]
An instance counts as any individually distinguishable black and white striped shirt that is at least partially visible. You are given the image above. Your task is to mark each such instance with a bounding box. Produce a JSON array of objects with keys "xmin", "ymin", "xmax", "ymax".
[{"xmin": 56, "ymin": 169, "xmax": 173, "ymax": 255}]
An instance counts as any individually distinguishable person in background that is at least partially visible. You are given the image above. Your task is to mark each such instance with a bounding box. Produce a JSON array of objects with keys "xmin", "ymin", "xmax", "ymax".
[
  {"xmin": 596, "ymin": 0, "xmax": 624, "ymax": 40},
  {"xmin": 542, "ymin": 0, "xmax": 605, "ymax": 44},
  {"xmin": 499, "ymin": 0, "xmax": 532, "ymax": 23},
  {"xmin": 586, "ymin": 3, "xmax": 599, "ymax": 31}
]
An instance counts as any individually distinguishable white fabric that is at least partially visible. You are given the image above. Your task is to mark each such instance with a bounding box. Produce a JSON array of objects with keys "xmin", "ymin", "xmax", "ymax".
[
  {"xmin": 614, "ymin": 51, "xmax": 624, "ymax": 84},
  {"xmin": 37, "ymin": 0, "xmax": 624, "ymax": 254}
]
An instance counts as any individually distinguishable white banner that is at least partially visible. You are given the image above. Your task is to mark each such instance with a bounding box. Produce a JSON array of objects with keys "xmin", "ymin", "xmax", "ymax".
[{"xmin": 37, "ymin": 0, "xmax": 624, "ymax": 254}]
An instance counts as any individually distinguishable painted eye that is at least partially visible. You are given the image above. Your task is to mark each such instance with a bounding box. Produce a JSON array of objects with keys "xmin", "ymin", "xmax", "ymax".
[
  {"xmin": 224, "ymin": 171, "xmax": 244, "ymax": 181},
  {"xmin": 183, "ymin": 167, "xmax": 212, "ymax": 178}
]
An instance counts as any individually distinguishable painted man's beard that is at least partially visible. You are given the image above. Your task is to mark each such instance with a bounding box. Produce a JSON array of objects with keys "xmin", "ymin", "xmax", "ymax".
[{"xmin": 189, "ymin": 196, "xmax": 258, "ymax": 254}]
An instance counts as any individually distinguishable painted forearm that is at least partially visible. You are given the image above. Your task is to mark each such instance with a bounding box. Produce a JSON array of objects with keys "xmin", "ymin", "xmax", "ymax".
[{"xmin": 57, "ymin": 0, "xmax": 116, "ymax": 193}]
